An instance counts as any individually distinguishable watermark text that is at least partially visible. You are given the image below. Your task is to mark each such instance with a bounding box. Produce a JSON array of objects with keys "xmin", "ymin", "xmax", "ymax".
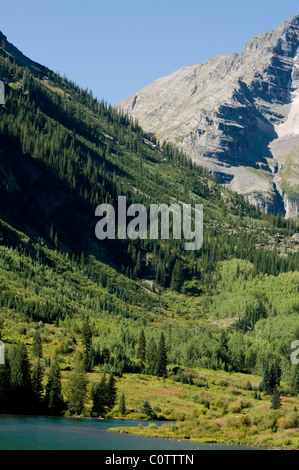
[{"xmin": 95, "ymin": 197, "xmax": 203, "ymax": 251}]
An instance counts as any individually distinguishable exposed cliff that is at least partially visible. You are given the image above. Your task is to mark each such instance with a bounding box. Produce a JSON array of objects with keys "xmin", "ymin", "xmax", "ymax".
[{"xmin": 117, "ymin": 16, "xmax": 299, "ymax": 217}]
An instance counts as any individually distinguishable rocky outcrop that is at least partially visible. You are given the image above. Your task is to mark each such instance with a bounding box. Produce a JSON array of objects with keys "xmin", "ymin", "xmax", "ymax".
[
  {"xmin": 116, "ymin": 16, "xmax": 299, "ymax": 217},
  {"xmin": 283, "ymin": 194, "xmax": 299, "ymax": 218}
]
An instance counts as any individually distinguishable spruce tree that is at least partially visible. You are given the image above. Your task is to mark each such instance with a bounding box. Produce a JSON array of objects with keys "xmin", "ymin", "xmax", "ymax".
[
  {"xmin": 45, "ymin": 357, "xmax": 65, "ymax": 416},
  {"xmin": 82, "ymin": 315, "xmax": 92, "ymax": 353},
  {"xmin": 84, "ymin": 347, "xmax": 95, "ymax": 373},
  {"xmin": 66, "ymin": 358, "xmax": 88, "ymax": 415},
  {"xmin": 140, "ymin": 400, "xmax": 154, "ymax": 419},
  {"xmin": 9, "ymin": 343, "xmax": 34, "ymax": 413},
  {"xmin": 156, "ymin": 333, "xmax": 168, "ymax": 377},
  {"xmin": 217, "ymin": 330, "xmax": 228, "ymax": 366},
  {"xmin": 102, "ymin": 347, "xmax": 111, "ymax": 364},
  {"xmin": 260, "ymin": 365, "xmax": 272, "ymax": 394},
  {"xmin": 170, "ymin": 260, "xmax": 183, "ymax": 292},
  {"xmin": 118, "ymin": 392, "xmax": 126, "ymax": 415},
  {"xmin": 91, "ymin": 374, "xmax": 109, "ymax": 417},
  {"xmin": 146, "ymin": 338, "xmax": 157, "ymax": 373},
  {"xmin": 107, "ymin": 374, "xmax": 117, "ymax": 411},
  {"xmin": 269, "ymin": 363, "xmax": 281, "ymax": 391},
  {"xmin": 137, "ymin": 329, "xmax": 146, "ymax": 363},
  {"xmin": 82, "ymin": 315, "xmax": 94, "ymax": 372},
  {"xmin": 270, "ymin": 388, "xmax": 281, "ymax": 410},
  {"xmin": 0, "ymin": 362, "xmax": 11, "ymax": 413},
  {"xmin": 32, "ymin": 331, "xmax": 43, "ymax": 358},
  {"xmin": 31, "ymin": 360, "xmax": 44, "ymax": 412}
]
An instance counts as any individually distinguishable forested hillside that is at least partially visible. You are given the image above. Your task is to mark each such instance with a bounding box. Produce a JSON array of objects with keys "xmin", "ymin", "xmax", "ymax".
[{"xmin": 0, "ymin": 32, "xmax": 299, "ymax": 448}]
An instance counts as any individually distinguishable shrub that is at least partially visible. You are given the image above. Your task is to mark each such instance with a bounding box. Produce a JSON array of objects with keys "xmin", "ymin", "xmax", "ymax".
[
  {"xmin": 228, "ymin": 402, "xmax": 241, "ymax": 413},
  {"xmin": 196, "ymin": 379, "xmax": 207, "ymax": 388},
  {"xmin": 214, "ymin": 379, "xmax": 228, "ymax": 387},
  {"xmin": 277, "ymin": 417, "xmax": 295, "ymax": 429},
  {"xmin": 148, "ymin": 423, "xmax": 158, "ymax": 429},
  {"xmin": 257, "ymin": 411, "xmax": 280, "ymax": 432},
  {"xmin": 225, "ymin": 416, "xmax": 242, "ymax": 429},
  {"xmin": 240, "ymin": 399, "xmax": 251, "ymax": 409},
  {"xmin": 140, "ymin": 400, "xmax": 156, "ymax": 419},
  {"xmin": 240, "ymin": 414, "xmax": 251, "ymax": 427}
]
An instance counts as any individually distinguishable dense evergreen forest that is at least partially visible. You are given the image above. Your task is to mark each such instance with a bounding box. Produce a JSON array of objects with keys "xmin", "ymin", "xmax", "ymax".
[{"xmin": 0, "ymin": 35, "xmax": 298, "ymax": 425}]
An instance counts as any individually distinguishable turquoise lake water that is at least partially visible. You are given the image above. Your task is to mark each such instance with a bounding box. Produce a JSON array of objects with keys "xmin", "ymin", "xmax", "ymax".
[{"xmin": 0, "ymin": 414, "xmax": 257, "ymax": 450}]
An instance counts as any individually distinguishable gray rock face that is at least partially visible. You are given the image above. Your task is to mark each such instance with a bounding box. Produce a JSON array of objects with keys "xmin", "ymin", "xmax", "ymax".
[{"xmin": 116, "ymin": 16, "xmax": 299, "ymax": 217}]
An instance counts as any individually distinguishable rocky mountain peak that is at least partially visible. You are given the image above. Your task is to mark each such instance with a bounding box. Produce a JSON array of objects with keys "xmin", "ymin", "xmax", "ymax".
[
  {"xmin": 279, "ymin": 14, "xmax": 299, "ymax": 28},
  {"xmin": 116, "ymin": 16, "xmax": 299, "ymax": 218}
]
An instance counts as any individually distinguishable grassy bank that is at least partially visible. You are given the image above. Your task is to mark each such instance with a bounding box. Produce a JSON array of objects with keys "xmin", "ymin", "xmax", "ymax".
[{"xmin": 106, "ymin": 370, "xmax": 299, "ymax": 450}]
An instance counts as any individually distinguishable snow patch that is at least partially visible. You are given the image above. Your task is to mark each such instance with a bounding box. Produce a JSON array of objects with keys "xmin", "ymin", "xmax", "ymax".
[{"xmin": 275, "ymin": 87, "xmax": 299, "ymax": 137}]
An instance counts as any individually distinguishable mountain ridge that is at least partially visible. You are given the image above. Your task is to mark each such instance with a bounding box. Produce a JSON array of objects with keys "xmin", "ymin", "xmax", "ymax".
[
  {"xmin": 117, "ymin": 15, "xmax": 299, "ymax": 218},
  {"xmin": 0, "ymin": 31, "xmax": 48, "ymax": 77}
]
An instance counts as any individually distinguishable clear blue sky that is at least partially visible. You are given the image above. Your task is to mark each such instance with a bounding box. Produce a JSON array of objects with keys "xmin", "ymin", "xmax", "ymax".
[{"xmin": 0, "ymin": 1, "xmax": 298, "ymax": 105}]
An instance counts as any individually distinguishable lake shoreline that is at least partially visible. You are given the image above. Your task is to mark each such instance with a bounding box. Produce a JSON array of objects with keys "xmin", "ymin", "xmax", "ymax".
[
  {"xmin": 67, "ymin": 414, "xmax": 294, "ymax": 450},
  {"xmin": 107, "ymin": 423, "xmax": 292, "ymax": 451},
  {"xmin": 0, "ymin": 414, "xmax": 260, "ymax": 451},
  {"xmin": 0, "ymin": 413, "xmax": 294, "ymax": 451}
]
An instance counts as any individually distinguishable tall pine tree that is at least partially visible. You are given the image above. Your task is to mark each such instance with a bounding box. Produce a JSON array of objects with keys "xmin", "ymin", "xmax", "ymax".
[
  {"xmin": 45, "ymin": 357, "xmax": 65, "ymax": 416},
  {"xmin": 31, "ymin": 360, "xmax": 44, "ymax": 413},
  {"xmin": 170, "ymin": 260, "xmax": 183, "ymax": 293},
  {"xmin": 0, "ymin": 362, "xmax": 11, "ymax": 413},
  {"xmin": 156, "ymin": 333, "xmax": 168, "ymax": 377},
  {"xmin": 118, "ymin": 392, "xmax": 126, "ymax": 415},
  {"xmin": 91, "ymin": 374, "xmax": 109, "ymax": 417},
  {"xmin": 107, "ymin": 374, "xmax": 117, "ymax": 411},
  {"xmin": 66, "ymin": 358, "xmax": 88, "ymax": 415},
  {"xmin": 9, "ymin": 343, "xmax": 34, "ymax": 413},
  {"xmin": 137, "ymin": 329, "xmax": 146, "ymax": 363}
]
